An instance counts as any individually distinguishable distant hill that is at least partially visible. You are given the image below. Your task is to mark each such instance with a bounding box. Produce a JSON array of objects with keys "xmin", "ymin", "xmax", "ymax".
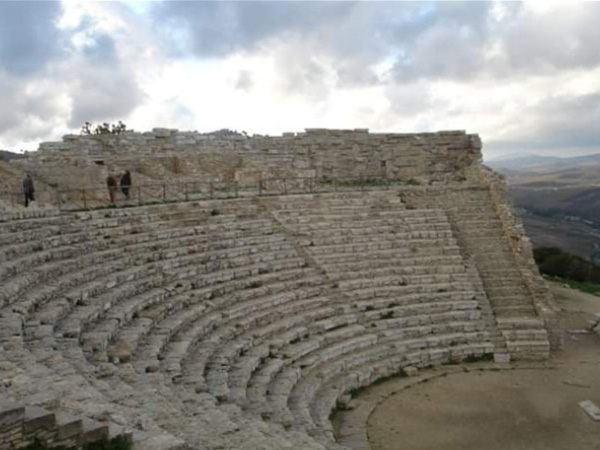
[
  {"xmin": 494, "ymin": 150, "xmax": 600, "ymax": 261},
  {"xmin": 487, "ymin": 152, "xmax": 600, "ymax": 175},
  {"xmin": 0, "ymin": 150, "xmax": 26, "ymax": 161},
  {"xmin": 486, "ymin": 152, "xmax": 561, "ymax": 166}
]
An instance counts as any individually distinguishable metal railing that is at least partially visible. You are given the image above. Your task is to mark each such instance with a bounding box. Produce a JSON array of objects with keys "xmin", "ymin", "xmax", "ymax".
[
  {"xmin": 1, "ymin": 176, "xmax": 419, "ymax": 212},
  {"xmin": 0, "ymin": 189, "xmax": 58, "ymax": 211}
]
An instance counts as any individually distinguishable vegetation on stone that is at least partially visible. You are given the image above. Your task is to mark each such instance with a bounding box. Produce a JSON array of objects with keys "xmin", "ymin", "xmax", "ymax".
[
  {"xmin": 318, "ymin": 177, "xmax": 420, "ymax": 187},
  {"xmin": 534, "ymin": 247, "xmax": 600, "ymax": 284},
  {"xmin": 80, "ymin": 121, "xmax": 129, "ymax": 136},
  {"xmin": 22, "ymin": 437, "xmax": 131, "ymax": 450}
]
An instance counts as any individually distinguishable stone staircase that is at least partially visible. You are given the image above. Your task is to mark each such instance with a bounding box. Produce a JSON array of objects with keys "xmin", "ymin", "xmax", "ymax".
[{"xmin": 402, "ymin": 186, "xmax": 551, "ymax": 361}]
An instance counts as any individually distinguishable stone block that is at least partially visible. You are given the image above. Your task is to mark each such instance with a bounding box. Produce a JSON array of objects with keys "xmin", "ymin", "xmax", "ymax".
[
  {"xmin": 152, "ymin": 128, "xmax": 173, "ymax": 138},
  {"xmin": 55, "ymin": 413, "xmax": 82, "ymax": 440},
  {"xmin": 135, "ymin": 433, "xmax": 186, "ymax": 450},
  {"xmin": 23, "ymin": 407, "xmax": 55, "ymax": 434},
  {"xmin": 579, "ymin": 401, "xmax": 600, "ymax": 421},
  {"xmin": 79, "ymin": 419, "xmax": 109, "ymax": 444},
  {"xmin": 0, "ymin": 406, "xmax": 24, "ymax": 429}
]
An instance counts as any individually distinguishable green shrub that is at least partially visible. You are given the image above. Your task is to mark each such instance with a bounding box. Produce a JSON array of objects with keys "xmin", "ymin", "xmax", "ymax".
[
  {"xmin": 533, "ymin": 247, "xmax": 563, "ymax": 265},
  {"xmin": 22, "ymin": 436, "xmax": 131, "ymax": 450},
  {"xmin": 534, "ymin": 247, "xmax": 600, "ymax": 285},
  {"xmin": 539, "ymin": 254, "xmax": 574, "ymax": 278},
  {"xmin": 463, "ymin": 353, "xmax": 494, "ymax": 363},
  {"xmin": 535, "ymin": 247, "xmax": 599, "ymax": 281}
]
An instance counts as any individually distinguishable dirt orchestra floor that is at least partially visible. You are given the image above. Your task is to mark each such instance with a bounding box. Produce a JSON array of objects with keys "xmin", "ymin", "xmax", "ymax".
[{"xmin": 366, "ymin": 284, "xmax": 600, "ymax": 450}]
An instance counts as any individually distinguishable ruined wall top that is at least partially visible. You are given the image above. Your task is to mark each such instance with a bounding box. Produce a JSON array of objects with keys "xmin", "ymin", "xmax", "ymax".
[
  {"xmin": 33, "ymin": 128, "xmax": 480, "ymax": 157},
  {"xmin": 18, "ymin": 128, "xmax": 483, "ymax": 188}
]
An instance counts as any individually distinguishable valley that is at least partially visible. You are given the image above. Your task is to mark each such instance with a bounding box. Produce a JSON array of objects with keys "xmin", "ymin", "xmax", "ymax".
[{"xmin": 487, "ymin": 153, "xmax": 600, "ymax": 260}]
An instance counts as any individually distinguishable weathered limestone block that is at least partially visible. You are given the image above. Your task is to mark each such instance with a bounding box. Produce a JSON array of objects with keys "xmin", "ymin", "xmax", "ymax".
[{"xmin": 152, "ymin": 128, "xmax": 176, "ymax": 138}]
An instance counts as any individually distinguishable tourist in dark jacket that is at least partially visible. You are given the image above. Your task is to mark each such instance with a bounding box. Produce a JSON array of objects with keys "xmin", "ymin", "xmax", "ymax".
[
  {"xmin": 120, "ymin": 170, "xmax": 132, "ymax": 199},
  {"xmin": 23, "ymin": 174, "xmax": 35, "ymax": 207}
]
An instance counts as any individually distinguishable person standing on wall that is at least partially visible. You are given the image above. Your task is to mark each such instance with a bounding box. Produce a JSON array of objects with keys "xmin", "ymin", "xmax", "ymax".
[
  {"xmin": 120, "ymin": 170, "xmax": 132, "ymax": 200},
  {"xmin": 22, "ymin": 173, "xmax": 35, "ymax": 207},
  {"xmin": 107, "ymin": 174, "xmax": 118, "ymax": 204}
]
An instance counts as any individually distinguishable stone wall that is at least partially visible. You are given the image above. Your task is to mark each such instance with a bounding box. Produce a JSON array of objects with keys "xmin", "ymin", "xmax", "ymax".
[
  {"xmin": 0, "ymin": 162, "xmax": 56, "ymax": 211},
  {"xmin": 0, "ymin": 405, "xmax": 130, "ymax": 450},
  {"xmin": 12, "ymin": 129, "xmax": 482, "ymax": 190}
]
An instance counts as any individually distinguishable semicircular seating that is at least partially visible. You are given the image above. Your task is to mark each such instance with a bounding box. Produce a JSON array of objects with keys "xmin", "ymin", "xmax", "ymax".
[{"xmin": 0, "ymin": 191, "xmax": 499, "ymax": 450}]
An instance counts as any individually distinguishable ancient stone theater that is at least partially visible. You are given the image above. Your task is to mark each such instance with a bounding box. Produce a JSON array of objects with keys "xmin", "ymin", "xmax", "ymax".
[{"xmin": 0, "ymin": 129, "xmax": 561, "ymax": 450}]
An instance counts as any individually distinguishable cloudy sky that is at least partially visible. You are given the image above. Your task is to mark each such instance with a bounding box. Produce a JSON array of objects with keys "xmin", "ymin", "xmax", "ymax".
[{"xmin": 1, "ymin": 0, "xmax": 599, "ymax": 159}]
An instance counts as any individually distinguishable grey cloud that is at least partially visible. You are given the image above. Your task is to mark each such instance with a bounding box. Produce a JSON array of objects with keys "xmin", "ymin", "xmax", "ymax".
[
  {"xmin": 0, "ymin": 1, "xmax": 63, "ymax": 75},
  {"xmin": 0, "ymin": 78, "xmax": 21, "ymax": 132},
  {"xmin": 274, "ymin": 44, "xmax": 330, "ymax": 100},
  {"xmin": 385, "ymin": 82, "xmax": 436, "ymax": 116},
  {"xmin": 487, "ymin": 94, "xmax": 600, "ymax": 153},
  {"xmin": 0, "ymin": 1, "xmax": 146, "ymax": 149},
  {"xmin": 331, "ymin": 2, "xmax": 492, "ymax": 83},
  {"xmin": 171, "ymin": 102, "xmax": 195, "ymax": 124},
  {"xmin": 393, "ymin": 23, "xmax": 484, "ymax": 81},
  {"xmin": 83, "ymin": 32, "xmax": 118, "ymax": 65},
  {"xmin": 68, "ymin": 67, "xmax": 145, "ymax": 128},
  {"xmin": 503, "ymin": 3, "xmax": 600, "ymax": 73},
  {"xmin": 391, "ymin": 2, "xmax": 493, "ymax": 81},
  {"xmin": 537, "ymin": 95, "xmax": 600, "ymax": 148},
  {"xmin": 391, "ymin": 2, "xmax": 600, "ymax": 81},
  {"xmin": 72, "ymin": 14, "xmax": 120, "ymax": 65},
  {"xmin": 0, "ymin": 73, "xmax": 63, "ymax": 142},
  {"xmin": 149, "ymin": 1, "xmax": 600, "ymax": 85},
  {"xmin": 153, "ymin": 1, "xmax": 357, "ymax": 57},
  {"xmin": 151, "ymin": 1, "xmax": 416, "ymax": 87},
  {"xmin": 47, "ymin": 8, "xmax": 143, "ymax": 129},
  {"xmin": 150, "ymin": 1, "xmax": 496, "ymax": 84},
  {"xmin": 235, "ymin": 70, "xmax": 253, "ymax": 91},
  {"xmin": 335, "ymin": 62, "xmax": 379, "ymax": 87}
]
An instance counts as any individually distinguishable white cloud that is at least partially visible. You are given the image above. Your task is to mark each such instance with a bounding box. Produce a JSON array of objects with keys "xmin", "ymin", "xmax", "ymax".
[{"xmin": 0, "ymin": 0, "xmax": 599, "ymax": 162}]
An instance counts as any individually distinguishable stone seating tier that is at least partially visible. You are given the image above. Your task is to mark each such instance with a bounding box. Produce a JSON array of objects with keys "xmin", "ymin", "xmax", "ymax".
[
  {"xmin": 0, "ymin": 188, "xmax": 553, "ymax": 450},
  {"xmin": 1, "ymin": 219, "xmax": 284, "ymax": 309},
  {"xmin": 83, "ymin": 268, "xmax": 321, "ymax": 361}
]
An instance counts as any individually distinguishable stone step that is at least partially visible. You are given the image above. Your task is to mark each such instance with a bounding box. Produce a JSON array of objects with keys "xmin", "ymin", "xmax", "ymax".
[
  {"xmin": 338, "ymin": 273, "xmax": 471, "ymax": 290},
  {"xmin": 60, "ymin": 244, "xmax": 302, "ymax": 331},
  {"xmin": 318, "ymin": 247, "xmax": 461, "ymax": 266},
  {"xmin": 300, "ymin": 229, "xmax": 454, "ymax": 247},
  {"xmin": 342, "ymin": 281, "xmax": 477, "ymax": 301},
  {"xmin": 0, "ymin": 405, "xmax": 126, "ymax": 450},
  {"xmin": 27, "ymin": 244, "xmax": 302, "ymax": 333},
  {"xmin": 210, "ymin": 308, "xmax": 485, "ymax": 409},
  {"xmin": 184, "ymin": 288, "xmax": 485, "ymax": 403},
  {"xmin": 269, "ymin": 330, "xmax": 490, "ymax": 428},
  {"xmin": 307, "ymin": 236, "xmax": 458, "ymax": 256},
  {"xmin": 2, "ymin": 228, "xmax": 290, "ymax": 311},
  {"xmin": 117, "ymin": 263, "xmax": 316, "ymax": 366}
]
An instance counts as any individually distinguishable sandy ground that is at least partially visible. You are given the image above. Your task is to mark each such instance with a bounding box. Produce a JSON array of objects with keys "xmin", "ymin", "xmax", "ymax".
[{"xmin": 366, "ymin": 283, "xmax": 600, "ymax": 450}]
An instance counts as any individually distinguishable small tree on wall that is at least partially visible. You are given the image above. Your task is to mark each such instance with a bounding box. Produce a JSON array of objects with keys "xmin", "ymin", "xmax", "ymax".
[{"xmin": 81, "ymin": 121, "xmax": 129, "ymax": 135}]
